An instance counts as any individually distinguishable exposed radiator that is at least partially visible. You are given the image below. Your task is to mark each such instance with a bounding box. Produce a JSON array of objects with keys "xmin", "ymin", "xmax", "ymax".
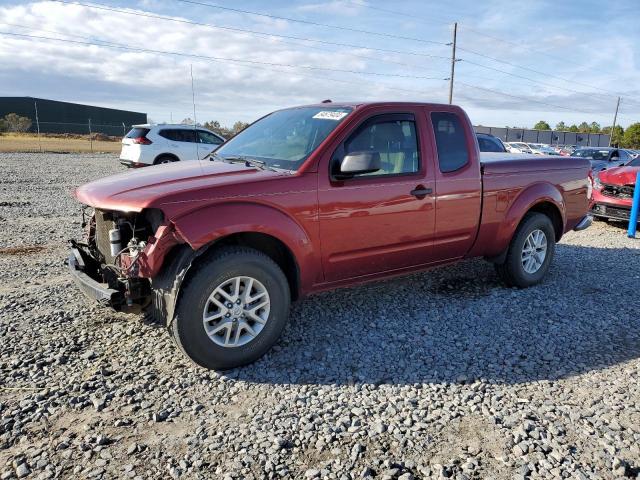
[{"xmin": 95, "ymin": 209, "xmax": 117, "ymax": 264}]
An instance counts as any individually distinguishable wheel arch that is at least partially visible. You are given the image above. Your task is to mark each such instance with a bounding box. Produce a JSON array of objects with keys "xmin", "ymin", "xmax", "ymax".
[
  {"xmin": 503, "ymin": 183, "xmax": 566, "ymax": 244},
  {"xmin": 147, "ymin": 202, "xmax": 316, "ymax": 325},
  {"xmin": 527, "ymin": 201, "xmax": 563, "ymax": 242},
  {"xmin": 193, "ymin": 231, "xmax": 301, "ymax": 302},
  {"xmin": 483, "ymin": 183, "xmax": 565, "ymax": 264}
]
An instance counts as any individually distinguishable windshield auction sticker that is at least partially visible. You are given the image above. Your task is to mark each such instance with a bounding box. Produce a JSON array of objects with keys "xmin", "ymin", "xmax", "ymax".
[{"xmin": 312, "ymin": 111, "xmax": 349, "ymax": 120}]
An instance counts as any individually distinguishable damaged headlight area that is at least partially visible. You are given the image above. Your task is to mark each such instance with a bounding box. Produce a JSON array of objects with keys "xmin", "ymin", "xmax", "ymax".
[{"xmin": 69, "ymin": 207, "xmax": 167, "ymax": 312}]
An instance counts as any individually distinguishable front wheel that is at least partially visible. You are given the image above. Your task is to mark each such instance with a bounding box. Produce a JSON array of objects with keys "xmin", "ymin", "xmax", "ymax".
[
  {"xmin": 171, "ymin": 247, "xmax": 291, "ymax": 370},
  {"xmin": 495, "ymin": 212, "xmax": 556, "ymax": 288}
]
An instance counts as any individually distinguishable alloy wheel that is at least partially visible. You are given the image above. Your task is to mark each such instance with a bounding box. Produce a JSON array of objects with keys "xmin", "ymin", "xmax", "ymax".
[
  {"xmin": 521, "ymin": 229, "xmax": 547, "ymax": 274},
  {"xmin": 202, "ymin": 276, "xmax": 270, "ymax": 348}
]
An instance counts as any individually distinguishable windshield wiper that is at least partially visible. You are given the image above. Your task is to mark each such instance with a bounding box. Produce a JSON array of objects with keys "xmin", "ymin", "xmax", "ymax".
[{"xmin": 210, "ymin": 153, "xmax": 278, "ymax": 172}]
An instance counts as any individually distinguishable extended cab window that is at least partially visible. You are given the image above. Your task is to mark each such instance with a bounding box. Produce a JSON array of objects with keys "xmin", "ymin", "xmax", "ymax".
[
  {"xmin": 431, "ymin": 112, "xmax": 469, "ymax": 173},
  {"xmin": 344, "ymin": 119, "xmax": 419, "ymax": 176}
]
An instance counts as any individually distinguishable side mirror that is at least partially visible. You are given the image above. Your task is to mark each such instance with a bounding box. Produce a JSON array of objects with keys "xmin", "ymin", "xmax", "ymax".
[{"xmin": 336, "ymin": 151, "xmax": 381, "ymax": 179}]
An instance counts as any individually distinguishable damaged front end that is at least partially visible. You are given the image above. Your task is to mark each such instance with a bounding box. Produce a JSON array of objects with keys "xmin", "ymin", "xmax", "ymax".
[{"xmin": 68, "ymin": 207, "xmax": 181, "ymax": 313}]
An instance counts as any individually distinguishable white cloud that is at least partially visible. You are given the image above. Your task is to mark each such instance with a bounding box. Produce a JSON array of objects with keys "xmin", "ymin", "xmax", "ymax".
[{"xmin": 0, "ymin": 0, "xmax": 638, "ymax": 128}]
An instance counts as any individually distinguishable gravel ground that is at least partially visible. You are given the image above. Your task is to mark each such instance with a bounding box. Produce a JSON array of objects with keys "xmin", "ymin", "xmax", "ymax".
[{"xmin": 1, "ymin": 152, "xmax": 639, "ymax": 480}]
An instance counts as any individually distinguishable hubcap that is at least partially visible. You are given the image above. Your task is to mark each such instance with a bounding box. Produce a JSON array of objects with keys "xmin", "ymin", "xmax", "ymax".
[
  {"xmin": 521, "ymin": 229, "xmax": 547, "ymax": 274},
  {"xmin": 202, "ymin": 276, "xmax": 270, "ymax": 348}
]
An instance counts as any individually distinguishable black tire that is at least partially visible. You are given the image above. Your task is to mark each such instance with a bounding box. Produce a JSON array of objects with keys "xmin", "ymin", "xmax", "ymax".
[
  {"xmin": 494, "ymin": 212, "xmax": 556, "ymax": 288},
  {"xmin": 171, "ymin": 247, "xmax": 290, "ymax": 370},
  {"xmin": 154, "ymin": 155, "xmax": 177, "ymax": 165}
]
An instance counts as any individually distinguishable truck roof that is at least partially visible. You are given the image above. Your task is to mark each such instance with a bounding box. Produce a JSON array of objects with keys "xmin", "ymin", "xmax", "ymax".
[{"xmin": 293, "ymin": 101, "xmax": 460, "ymax": 110}]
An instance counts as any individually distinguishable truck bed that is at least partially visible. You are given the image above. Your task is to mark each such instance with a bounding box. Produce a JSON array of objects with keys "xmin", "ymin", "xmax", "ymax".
[{"xmin": 480, "ymin": 152, "xmax": 587, "ymax": 173}]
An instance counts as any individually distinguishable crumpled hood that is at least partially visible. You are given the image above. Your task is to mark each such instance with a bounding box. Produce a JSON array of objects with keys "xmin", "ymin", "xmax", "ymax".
[
  {"xmin": 598, "ymin": 165, "xmax": 640, "ymax": 186},
  {"xmin": 75, "ymin": 160, "xmax": 280, "ymax": 212}
]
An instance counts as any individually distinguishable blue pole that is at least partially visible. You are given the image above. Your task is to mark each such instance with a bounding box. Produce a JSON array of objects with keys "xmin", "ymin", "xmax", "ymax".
[{"xmin": 628, "ymin": 171, "xmax": 640, "ymax": 238}]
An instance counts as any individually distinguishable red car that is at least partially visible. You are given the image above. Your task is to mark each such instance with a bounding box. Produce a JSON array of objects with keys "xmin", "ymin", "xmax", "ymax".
[
  {"xmin": 590, "ymin": 156, "xmax": 640, "ymax": 223},
  {"xmin": 68, "ymin": 102, "xmax": 592, "ymax": 370}
]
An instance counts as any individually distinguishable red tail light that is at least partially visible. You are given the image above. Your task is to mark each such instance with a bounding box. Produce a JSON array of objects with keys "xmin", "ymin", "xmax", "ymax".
[{"xmin": 132, "ymin": 136, "xmax": 152, "ymax": 145}]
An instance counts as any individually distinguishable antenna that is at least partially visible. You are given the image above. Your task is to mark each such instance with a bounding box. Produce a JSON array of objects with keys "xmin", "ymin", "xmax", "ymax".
[{"xmin": 190, "ymin": 64, "xmax": 199, "ymax": 160}]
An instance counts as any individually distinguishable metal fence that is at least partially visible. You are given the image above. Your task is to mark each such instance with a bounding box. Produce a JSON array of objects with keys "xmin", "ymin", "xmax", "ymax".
[
  {"xmin": 0, "ymin": 119, "xmax": 129, "ymax": 154},
  {"xmin": 474, "ymin": 126, "xmax": 611, "ymax": 147},
  {"xmin": 34, "ymin": 120, "xmax": 131, "ymax": 137}
]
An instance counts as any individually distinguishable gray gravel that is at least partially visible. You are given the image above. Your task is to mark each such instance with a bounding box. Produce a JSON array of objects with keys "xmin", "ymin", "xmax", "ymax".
[{"xmin": 1, "ymin": 152, "xmax": 640, "ymax": 479}]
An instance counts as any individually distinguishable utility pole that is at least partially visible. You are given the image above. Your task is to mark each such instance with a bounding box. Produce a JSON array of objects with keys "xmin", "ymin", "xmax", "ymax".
[
  {"xmin": 609, "ymin": 96, "xmax": 620, "ymax": 147},
  {"xmin": 33, "ymin": 99, "xmax": 42, "ymax": 153},
  {"xmin": 448, "ymin": 22, "xmax": 458, "ymax": 105},
  {"xmin": 190, "ymin": 64, "xmax": 199, "ymax": 159},
  {"xmin": 88, "ymin": 118, "xmax": 93, "ymax": 152}
]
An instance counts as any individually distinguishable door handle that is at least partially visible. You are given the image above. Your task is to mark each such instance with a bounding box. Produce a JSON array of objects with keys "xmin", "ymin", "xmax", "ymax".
[{"xmin": 410, "ymin": 186, "xmax": 433, "ymax": 198}]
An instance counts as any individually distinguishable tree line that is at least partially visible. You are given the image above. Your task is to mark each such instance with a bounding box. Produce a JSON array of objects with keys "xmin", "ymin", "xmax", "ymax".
[
  {"xmin": 514, "ymin": 120, "xmax": 639, "ymax": 149},
  {"xmin": 0, "ymin": 113, "xmax": 32, "ymax": 133},
  {"xmin": 180, "ymin": 118, "xmax": 249, "ymax": 139}
]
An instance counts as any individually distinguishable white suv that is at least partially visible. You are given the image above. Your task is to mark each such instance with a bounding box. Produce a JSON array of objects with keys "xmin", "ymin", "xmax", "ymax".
[{"xmin": 119, "ymin": 124, "xmax": 225, "ymax": 167}]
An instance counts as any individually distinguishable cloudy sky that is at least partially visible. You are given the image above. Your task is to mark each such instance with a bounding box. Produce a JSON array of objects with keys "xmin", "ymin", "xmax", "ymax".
[{"xmin": 0, "ymin": 0, "xmax": 638, "ymax": 129}]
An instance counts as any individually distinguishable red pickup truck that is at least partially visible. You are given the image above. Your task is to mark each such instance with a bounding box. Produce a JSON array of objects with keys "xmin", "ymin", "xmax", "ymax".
[{"xmin": 69, "ymin": 102, "xmax": 592, "ymax": 370}]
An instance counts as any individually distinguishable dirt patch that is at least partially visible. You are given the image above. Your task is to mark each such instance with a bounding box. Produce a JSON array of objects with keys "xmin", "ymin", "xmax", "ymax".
[
  {"xmin": 0, "ymin": 245, "xmax": 46, "ymax": 255},
  {"xmin": 421, "ymin": 415, "xmax": 509, "ymax": 477}
]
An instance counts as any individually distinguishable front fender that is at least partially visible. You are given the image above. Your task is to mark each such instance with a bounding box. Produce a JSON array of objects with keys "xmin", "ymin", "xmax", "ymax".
[
  {"xmin": 496, "ymin": 182, "xmax": 565, "ymax": 249},
  {"xmin": 171, "ymin": 201, "xmax": 319, "ymax": 289}
]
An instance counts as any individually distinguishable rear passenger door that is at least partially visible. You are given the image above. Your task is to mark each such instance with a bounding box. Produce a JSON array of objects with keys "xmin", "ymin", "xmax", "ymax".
[{"xmin": 427, "ymin": 109, "xmax": 482, "ymax": 261}]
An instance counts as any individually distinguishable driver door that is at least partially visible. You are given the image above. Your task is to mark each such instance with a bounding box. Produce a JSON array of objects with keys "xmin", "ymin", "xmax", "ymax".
[{"xmin": 317, "ymin": 111, "xmax": 436, "ymax": 283}]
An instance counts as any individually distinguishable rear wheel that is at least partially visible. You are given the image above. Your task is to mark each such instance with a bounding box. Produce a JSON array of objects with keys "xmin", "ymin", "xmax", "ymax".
[
  {"xmin": 155, "ymin": 155, "xmax": 177, "ymax": 165},
  {"xmin": 495, "ymin": 212, "xmax": 556, "ymax": 288},
  {"xmin": 171, "ymin": 247, "xmax": 290, "ymax": 370}
]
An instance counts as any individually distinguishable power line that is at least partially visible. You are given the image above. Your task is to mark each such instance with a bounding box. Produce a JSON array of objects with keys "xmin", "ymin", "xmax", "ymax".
[
  {"xmin": 6, "ymin": 6, "xmax": 635, "ymax": 120},
  {"xmin": 0, "ymin": 30, "xmax": 447, "ymax": 81},
  {"xmin": 0, "ymin": 20, "xmax": 447, "ymax": 76},
  {"xmin": 456, "ymin": 25, "xmax": 584, "ymax": 67},
  {"xmin": 2, "ymin": 29, "xmax": 605, "ymax": 118},
  {"xmin": 342, "ymin": 0, "xmax": 639, "ymax": 103},
  {"xmin": 456, "ymin": 81, "xmax": 597, "ymax": 115},
  {"xmin": 456, "ymin": 45, "xmax": 636, "ymax": 101},
  {"xmin": 51, "ymin": 0, "xmax": 451, "ymax": 62},
  {"xmin": 344, "ymin": 0, "xmax": 586, "ymax": 67},
  {"xmin": 0, "ymin": 30, "xmax": 449, "ymax": 99},
  {"xmin": 458, "ymin": 58, "xmax": 621, "ymax": 106},
  {"xmin": 173, "ymin": 0, "xmax": 449, "ymax": 46},
  {"xmin": 32, "ymin": 1, "xmax": 640, "ymax": 106},
  {"xmin": 342, "ymin": 0, "xmax": 451, "ymax": 26},
  {"xmin": 58, "ymin": 0, "xmax": 631, "ymax": 107},
  {"xmin": 345, "ymin": 0, "xmax": 621, "ymax": 75}
]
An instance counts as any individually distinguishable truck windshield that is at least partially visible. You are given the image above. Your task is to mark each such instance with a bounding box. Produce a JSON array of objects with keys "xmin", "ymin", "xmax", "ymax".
[{"xmin": 213, "ymin": 106, "xmax": 353, "ymax": 171}]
